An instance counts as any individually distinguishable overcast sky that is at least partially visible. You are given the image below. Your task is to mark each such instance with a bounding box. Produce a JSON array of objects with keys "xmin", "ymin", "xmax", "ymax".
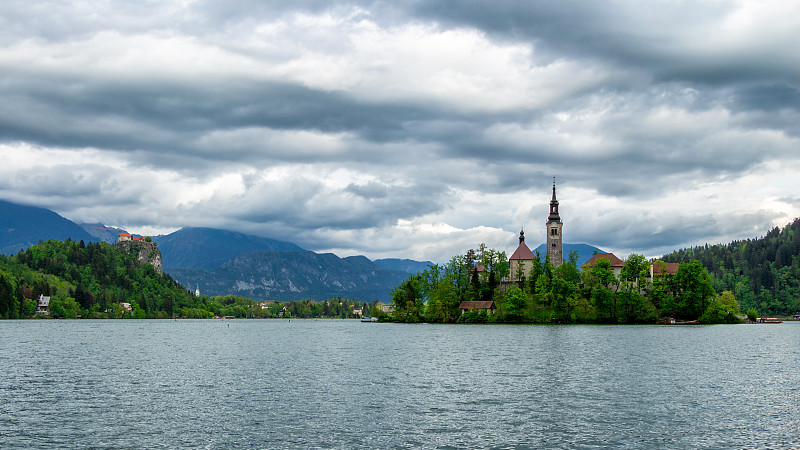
[{"xmin": 1, "ymin": 0, "xmax": 799, "ymax": 263}]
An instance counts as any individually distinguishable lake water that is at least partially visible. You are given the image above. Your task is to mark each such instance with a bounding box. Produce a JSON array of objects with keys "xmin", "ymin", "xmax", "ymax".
[{"xmin": 1, "ymin": 320, "xmax": 799, "ymax": 449}]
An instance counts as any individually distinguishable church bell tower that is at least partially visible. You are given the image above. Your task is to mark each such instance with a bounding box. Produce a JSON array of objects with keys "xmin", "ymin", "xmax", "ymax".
[{"xmin": 546, "ymin": 178, "xmax": 563, "ymax": 266}]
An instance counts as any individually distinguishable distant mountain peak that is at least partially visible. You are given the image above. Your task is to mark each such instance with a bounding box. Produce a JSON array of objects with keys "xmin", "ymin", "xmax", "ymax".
[
  {"xmin": 373, "ymin": 258, "xmax": 433, "ymax": 274},
  {"xmin": 532, "ymin": 243, "xmax": 605, "ymax": 267},
  {"xmin": 155, "ymin": 227, "xmax": 305, "ymax": 270},
  {"xmin": 167, "ymin": 250, "xmax": 408, "ymax": 302},
  {"xmin": 0, "ymin": 199, "xmax": 96, "ymax": 255},
  {"xmin": 80, "ymin": 223, "xmax": 128, "ymax": 243}
]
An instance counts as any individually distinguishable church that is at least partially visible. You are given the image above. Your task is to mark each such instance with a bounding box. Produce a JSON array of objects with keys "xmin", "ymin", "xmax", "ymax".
[
  {"xmin": 509, "ymin": 180, "xmax": 563, "ymax": 282},
  {"xmin": 506, "ymin": 180, "xmax": 680, "ymax": 283}
]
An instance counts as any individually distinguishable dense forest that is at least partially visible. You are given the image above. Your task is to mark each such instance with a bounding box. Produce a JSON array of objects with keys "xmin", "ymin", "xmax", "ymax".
[
  {"xmin": 662, "ymin": 218, "xmax": 800, "ymax": 315},
  {"xmin": 0, "ymin": 239, "xmax": 377, "ymax": 319},
  {"xmin": 388, "ymin": 244, "xmax": 750, "ymax": 324}
]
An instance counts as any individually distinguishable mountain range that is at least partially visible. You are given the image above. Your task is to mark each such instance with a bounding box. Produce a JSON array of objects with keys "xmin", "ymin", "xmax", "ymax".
[
  {"xmin": 371, "ymin": 258, "xmax": 433, "ymax": 274},
  {"xmin": 0, "ymin": 200, "xmax": 97, "ymax": 255},
  {"xmin": 151, "ymin": 228, "xmax": 429, "ymax": 301},
  {"xmin": 168, "ymin": 251, "xmax": 410, "ymax": 302},
  {"xmin": 0, "ymin": 199, "xmax": 599, "ymax": 301},
  {"xmin": 154, "ymin": 227, "xmax": 305, "ymax": 270},
  {"xmin": 0, "ymin": 200, "xmax": 431, "ymax": 301}
]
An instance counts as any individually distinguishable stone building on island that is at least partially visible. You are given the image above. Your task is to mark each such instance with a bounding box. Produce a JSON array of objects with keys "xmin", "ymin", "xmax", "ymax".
[
  {"xmin": 508, "ymin": 180, "xmax": 564, "ymax": 282},
  {"xmin": 508, "ymin": 229, "xmax": 535, "ymax": 282},
  {"xmin": 507, "ymin": 179, "xmax": 683, "ymax": 284},
  {"xmin": 546, "ymin": 179, "xmax": 563, "ymax": 267}
]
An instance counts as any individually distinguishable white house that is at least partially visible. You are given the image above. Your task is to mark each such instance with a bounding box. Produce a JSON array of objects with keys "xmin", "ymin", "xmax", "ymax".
[{"xmin": 36, "ymin": 294, "xmax": 50, "ymax": 315}]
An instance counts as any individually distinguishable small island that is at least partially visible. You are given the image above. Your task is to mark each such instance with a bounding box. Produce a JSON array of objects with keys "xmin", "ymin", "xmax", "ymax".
[{"xmin": 385, "ymin": 182, "xmax": 764, "ymax": 325}]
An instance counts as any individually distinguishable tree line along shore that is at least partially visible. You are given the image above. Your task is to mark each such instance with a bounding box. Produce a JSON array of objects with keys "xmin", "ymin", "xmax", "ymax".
[
  {"xmin": 2, "ymin": 230, "xmax": 797, "ymax": 323},
  {"xmin": 0, "ymin": 239, "xmax": 380, "ymax": 320},
  {"xmin": 386, "ymin": 245, "xmax": 758, "ymax": 325},
  {"xmin": 388, "ymin": 217, "xmax": 800, "ymax": 324}
]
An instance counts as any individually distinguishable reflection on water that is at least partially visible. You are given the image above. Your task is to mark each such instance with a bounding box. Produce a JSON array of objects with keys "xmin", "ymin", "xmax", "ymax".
[{"xmin": 1, "ymin": 320, "xmax": 799, "ymax": 448}]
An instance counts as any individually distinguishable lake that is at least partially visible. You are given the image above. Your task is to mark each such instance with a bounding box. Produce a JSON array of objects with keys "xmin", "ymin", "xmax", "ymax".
[{"xmin": 1, "ymin": 320, "xmax": 799, "ymax": 448}]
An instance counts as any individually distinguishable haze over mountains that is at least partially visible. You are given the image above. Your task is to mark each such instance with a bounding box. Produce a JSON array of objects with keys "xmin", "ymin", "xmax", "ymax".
[
  {"xmin": 168, "ymin": 251, "xmax": 410, "ymax": 302},
  {"xmin": 155, "ymin": 227, "xmax": 305, "ymax": 270},
  {"xmin": 533, "ymin": 243, "xmax": 600, "ymax": 268},
  {"xmin": 0, "ymin": 200, "xmax": 434, "ymax": 301},
  {"xmin": 151, "ymin": 227, "xmax": 422, "ymax": 301},
  {"xmin": 0, "ymin": 200, "xmax": 97, "ymax": 255},
  {"xmin": 1, "ymin": 199, "xmax": 604, "ymax": 301}
]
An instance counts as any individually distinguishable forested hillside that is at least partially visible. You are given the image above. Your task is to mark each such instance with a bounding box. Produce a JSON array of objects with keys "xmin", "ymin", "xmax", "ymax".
[
  {"xmin": 0, "ymin": 239, "xmax": 380, "ymax": 320},
  {"xmin": 662, "ymin": 218, "xmax": 800, "ymax": 315},
  {"xmin": 0, "ymin": 239, "xmax": 253, "ymax": 319}
]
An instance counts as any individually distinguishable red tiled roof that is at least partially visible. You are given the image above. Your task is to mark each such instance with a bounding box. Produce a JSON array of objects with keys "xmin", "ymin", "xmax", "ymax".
[
  {"xmin": 509, "ymin": 241, "xmax": 535, "ymax": 260},
  {"xmin": 119, "ymin": 233, "xmax": 131, "ymax": 237},
  {"xmin": 651, "ymin": 262, "xmax": 680, "ymax": 276},
  {"xmin": 582, "ymin": 252, "xmax": 625, "ymax": 268},
  {"xmin": 459, "ymin": 301, "xmax": 496, "ymax": 310}
]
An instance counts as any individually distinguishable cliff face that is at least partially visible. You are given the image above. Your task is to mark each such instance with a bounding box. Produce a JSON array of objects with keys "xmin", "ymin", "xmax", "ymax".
[{"xmin": 116, "ymin": 241, "xmax": 163, "ymax": 275}]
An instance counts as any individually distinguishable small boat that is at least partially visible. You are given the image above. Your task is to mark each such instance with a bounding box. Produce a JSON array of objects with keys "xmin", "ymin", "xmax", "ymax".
[
  {"xmin": 757, "ymin": 317, "xmax": 783, "ymax": 323},
  {"xmin": 361, "ymin": 317, "xmax": 378, "ymax": 322}
]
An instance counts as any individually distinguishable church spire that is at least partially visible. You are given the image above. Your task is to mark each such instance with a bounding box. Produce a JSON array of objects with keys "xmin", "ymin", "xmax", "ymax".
[
  {"xmin": 519, "ymin": 228, "xmax": 525, "ymax": 244},
  {"xmin": 548, "ymin": 178, "xmax": 561, "ymax": 222},
  {"xmin": 546, "ymin": 177, "xmax": 563, "ymax": 266}
]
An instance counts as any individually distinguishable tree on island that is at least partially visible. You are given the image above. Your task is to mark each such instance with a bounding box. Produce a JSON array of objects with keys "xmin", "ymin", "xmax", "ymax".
[{"xmin": 386, "ymin": 245, "xmax": 737, "ymax": 325}]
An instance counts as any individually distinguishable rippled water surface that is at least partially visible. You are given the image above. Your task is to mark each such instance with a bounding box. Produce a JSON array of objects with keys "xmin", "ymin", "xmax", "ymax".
[{"xmin": 1, "ymin": 320, "xmax": 799, "ymax": 448}]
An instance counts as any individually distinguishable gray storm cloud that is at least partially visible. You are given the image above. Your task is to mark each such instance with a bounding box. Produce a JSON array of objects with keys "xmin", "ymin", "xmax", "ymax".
[{"xmin": 0, "ymin": 0, "xmax": 798, "ymax": 262}]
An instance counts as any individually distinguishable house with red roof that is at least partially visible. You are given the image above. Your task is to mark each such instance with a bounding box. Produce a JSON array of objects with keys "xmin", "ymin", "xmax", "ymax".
[
  {"xmin": 118, "ymin": 232, "xmax": 146, "ymax": 243},
  {"xmin": 581, "ymin": 252, "xmax": 626, "ymax": 279},
  {"xmin": 458, "ymin": 300, "xmax": 496, "ymax": 315},
  {"xmin": 649, "ymin": 261, "xmax": 680, "ymax": 278}
]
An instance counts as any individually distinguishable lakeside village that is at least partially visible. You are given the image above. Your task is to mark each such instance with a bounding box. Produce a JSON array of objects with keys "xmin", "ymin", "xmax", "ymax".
[
  {"xmin": 385, "ymin": 181, "xmax": 797, "ymax": 325},
  {"xmin": 2, "ymin": 181, "xmax": 798, "ymax": 322}
]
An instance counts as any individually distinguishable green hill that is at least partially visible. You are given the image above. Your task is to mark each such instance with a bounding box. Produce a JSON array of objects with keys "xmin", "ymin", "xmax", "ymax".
[
  {"xmin": 0, "ymin": 239, "xmax": 253, "ymax": 319},
  {"xmin": 661, "ymin": 218, "xmax": 800, "ymax": 315}
]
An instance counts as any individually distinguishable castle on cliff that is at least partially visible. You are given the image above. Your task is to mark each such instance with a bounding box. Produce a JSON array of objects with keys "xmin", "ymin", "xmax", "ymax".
[
  {"xmin": 118, "ymin": 233, "xmax": 146, "ymax": 243},
  {"xmin": 116, "ymin": 232, "xmax": 163, "ymax": 275}
]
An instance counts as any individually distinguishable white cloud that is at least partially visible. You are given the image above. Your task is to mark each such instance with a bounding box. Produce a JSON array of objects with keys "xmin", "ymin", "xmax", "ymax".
[{"xmin": 1, "ymin": 1, "xmax": 799, "ymax": 265}]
